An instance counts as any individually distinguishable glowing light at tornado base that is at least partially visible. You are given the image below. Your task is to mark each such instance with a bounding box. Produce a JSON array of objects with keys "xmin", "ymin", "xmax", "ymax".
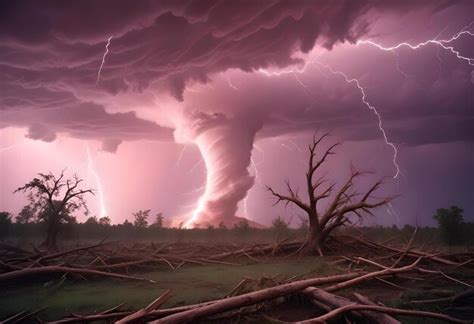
[
  {"xmin": 96, "ymin": 36, "xmax": 112, "ymax": 85},
  {"xmin": 86, "ymin": 145, "xmax": 108, "ymax": 218}
]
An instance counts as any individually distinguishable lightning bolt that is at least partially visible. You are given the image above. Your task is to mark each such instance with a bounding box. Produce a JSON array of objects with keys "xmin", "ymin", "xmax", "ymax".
[
  {"xmin": 392, "ymin": 51, "xmax": 410, "ymax": 78},
  {"xmin": 285, "ymin": 138, "xmax": 303, "ymax": 154},
  {"xmin": 314, "ymin": 62, "xmax": 401, "ymax": 179},
  {"xmin": 0, "ymin": 143, "xmax": 18, "ymax": 153},
  {"xmin": 261, "ymin": 57, "xmax": 402, "ymax": 178},
  {"xmin": 0, "ymin": 139, "xmax": 26, "ymax": 154},
  {"xmin": 175, "ymin": 145, "xmax": 187, "ymax": 167},
  {"xmin": 86, "ymin": 145, "xmax": 108, "ymax": 218},
  {"xmin": 257, "ymin": 24, "xmax": 474, "ymax": 179},
  {"xmin": 250, "ymin": 159, "xmax": 263, "ymax": 186},
  {"xmin": 387, "ymin": 202, "xmax": 401, "ymax": 224},
  {"xmin": 187, "ymin": 157, "xmax": 203, "ymax": 174},
  {"xmin": 242, "ymin": 162, "xmax": 258, "ymax": 221},
  {"xmin": 226, "ymin": 75, "xmax": 238, "ymax": 90},
  {"xmin": 241, "ymin": 144, "xmax": 267, "ymax": 220},
  {"xmin": 96, "ymin": 36, "xmax": 112, "ymax": 85},
  {"xmin": 242, "ymin": 196, "xmax": 250, "ymax": 220},
  {"xmin": 356, "ymin": 23, "xmax": 474, "ymax": 67}
]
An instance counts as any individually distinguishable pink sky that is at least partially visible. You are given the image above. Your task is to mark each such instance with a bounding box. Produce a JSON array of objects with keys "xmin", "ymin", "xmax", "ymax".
[{"xmin": 1, "ymin": 1, "xmax": 473, "ymax": 227}]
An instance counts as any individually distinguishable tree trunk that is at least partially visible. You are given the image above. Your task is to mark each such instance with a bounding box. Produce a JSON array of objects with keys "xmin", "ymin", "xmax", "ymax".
[
  {"xmin": 302, "ymin": 219, "xmax": 324, "ymax": 256},
  {"xmin": 42, "ymin": 216, "xmax": 59, "ymax": 250}
]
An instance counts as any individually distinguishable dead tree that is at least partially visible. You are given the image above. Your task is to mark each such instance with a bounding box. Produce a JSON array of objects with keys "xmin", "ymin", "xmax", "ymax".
[
  {"xmin": 267, "ymin": 133, "xmax": 392, "ymax": 256},
  {"xmin": 15, "ymin": 171, "xmax": 93, "ymax": 250}
]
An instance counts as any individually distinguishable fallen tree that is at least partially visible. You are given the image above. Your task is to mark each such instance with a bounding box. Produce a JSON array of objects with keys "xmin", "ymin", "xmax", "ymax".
[
  {"xmin": 1, "ymin": 237, "xmax": 473, "ymax": 323},
  {"xmin": 0, "ymin": 265, "xmax": 156, "ymax": 283}
]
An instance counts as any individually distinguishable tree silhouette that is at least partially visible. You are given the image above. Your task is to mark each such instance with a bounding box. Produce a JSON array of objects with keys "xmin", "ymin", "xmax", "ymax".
[
  {"xmin": 271, "ymin": 216, "xmax": 289, "ymax": 238},
  {"xmin": 15, "ymin": 171, "xmax": 93, "ymax": 250},
  {"xmin": 16, "ymin": 205, "xmax": 36, "ymax": 224},
  {"xmin": 150, "ymin": 212, "xmax": 164, "ymax": 228},
  {"xmin": 133, "ymin": 209, "xmax": 150, "ymax": 228},
  {"xmin": 85, "ymin": 216, "xmax": 99, "ymax": 224},
  {"xmin": 0, "ymin": 212, "xmax": 12, "ymax": 238},
  {"xmin": 99, "ymin": 216, "xmax": 111, "ymax": 226},
  {"xmin": 268, "ymin": 133, "xmax": 392, "ymax": 255},
  {"xmin": 433, "ymin": 206, "xmax": 465, "ymax": 246}
]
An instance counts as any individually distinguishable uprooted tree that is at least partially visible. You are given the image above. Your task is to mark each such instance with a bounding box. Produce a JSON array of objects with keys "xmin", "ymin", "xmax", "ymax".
[
  {"xmin": 267, "ymin": 133, "xmax": 392, "ymax": 256},
  {"xmin": 15, "ymin": 171, "xmax": 93, "ymax": 250}
]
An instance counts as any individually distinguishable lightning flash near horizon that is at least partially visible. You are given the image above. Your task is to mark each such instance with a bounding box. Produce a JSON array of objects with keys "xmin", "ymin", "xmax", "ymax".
[
  {"xmin": 96, "ymin": 36, "xmax": 112, "ymax": 85},
  {"xmin": 86, "ymin": 145, "xmax": 108, "ymax": 218}
]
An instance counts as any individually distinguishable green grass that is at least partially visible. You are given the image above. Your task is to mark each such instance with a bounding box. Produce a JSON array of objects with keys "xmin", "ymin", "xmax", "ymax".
[{"xmin": 0, "ymin": 258, "xmax": 332, "ymax": 320}]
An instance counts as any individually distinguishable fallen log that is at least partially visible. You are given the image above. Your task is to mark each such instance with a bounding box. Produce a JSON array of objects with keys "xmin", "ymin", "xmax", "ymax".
[
  {"xmin": 46, "ymin": 311, "xmax": 134, "ymax": 323},
  {"xmin": 0, "ymin": 243, "xmax": 34, "ymax": 255},
  {"xmin": 35, "ymin": 242, "xmax": 112, "ymax": 264},
  {"xmin": 353, "ymin": 292, "xmax": 401, "ymax": 324},
  {"xmin": 116, "ymin": 289, "xmax": 171, "ymax": 324},
  {"xmin": 293, "ymin": 303, "xmax": 469, "ymax": 323},
  {"xmin": 2, "ymin": 310, "xmax": 29, "ymax": 323},
  {"xmin": 303, "ymin": 288, "xmax": 400, "ymax": 324},
  {"xmin": 342, "ymin": 235, "xmax": 459, "ymax": 266},
  {"xmin": 150, "ymin": 272, "xmax": 361, "ymax": 323},
  {"xmin": 0, "ymin": 265, "xmax": 155, "ymax": 283},
  {"xmin": 355, "ymin": 256, "xmax": 473, "ymax": 289},
  {"xmin": 324, "ymin": 258, "xmax": 421, "ymax": 292}
]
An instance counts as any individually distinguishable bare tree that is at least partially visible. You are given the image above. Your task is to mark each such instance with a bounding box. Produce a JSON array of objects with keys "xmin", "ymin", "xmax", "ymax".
[
  {"xmin": 267, "ymin": 133, "xmax": 392, "ymax": 256},
  {"xmin": 15, "ymin": 171, "xmax": 93, "ymax": 250}
]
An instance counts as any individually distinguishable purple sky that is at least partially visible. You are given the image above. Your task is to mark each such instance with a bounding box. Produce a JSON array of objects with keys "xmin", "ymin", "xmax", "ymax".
[{"xmin": 1, "ymin": 0, "xmax": 473, "ymax": 227}]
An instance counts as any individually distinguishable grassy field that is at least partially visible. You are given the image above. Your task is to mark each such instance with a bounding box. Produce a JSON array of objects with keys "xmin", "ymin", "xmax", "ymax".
[
  {"xmin": 0, "ymin": 257, "xmax": 334, "ymax": 320},
  {"xmin": 1, "ymin": 251, "xmax": 472, "ymax": 322}
]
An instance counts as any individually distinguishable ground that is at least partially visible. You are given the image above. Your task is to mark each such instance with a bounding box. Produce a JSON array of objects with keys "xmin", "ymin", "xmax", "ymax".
[
  {"xmin": 1, "ymin": 254, "xmax": 472, "ymax": 322},
  {"xmin": 0, "ymin": 257, "xmax": 331, "ymax": 320}
]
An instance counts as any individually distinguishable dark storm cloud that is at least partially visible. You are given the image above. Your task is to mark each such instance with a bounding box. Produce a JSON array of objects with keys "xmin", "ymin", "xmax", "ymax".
[
  {"xmin": 0, "ymin": 0, "xmax": 450, "ymax": 147},
  {"xmin": 0, "ymin": 98, "xmax": 174, "ymax": 146},
  {"xmin": 101, "ymin": 138, "xmax": 123, "ymax": 153},
  {"xmin": 25, "ymin": 123, "xmax": 57, "ymax": 142},
  {"xmin": 182, "ymin": 31, "xmax": 474, "ymax": 148}
]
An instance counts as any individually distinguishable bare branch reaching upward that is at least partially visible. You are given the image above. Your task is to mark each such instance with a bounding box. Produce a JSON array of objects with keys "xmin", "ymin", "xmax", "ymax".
[{"xmin": 267, "ymin": 132, "xmax": 393, "ymax": 255}]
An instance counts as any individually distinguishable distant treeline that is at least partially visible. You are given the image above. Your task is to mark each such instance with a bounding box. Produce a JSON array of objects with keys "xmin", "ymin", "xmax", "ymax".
[
  {"xmin": 0, "ymin": 216, "xmax": 303, "ymax": 243},
  {"xmin": 1, "ymin": 214, "xmax": 474, "ymax": 247}
]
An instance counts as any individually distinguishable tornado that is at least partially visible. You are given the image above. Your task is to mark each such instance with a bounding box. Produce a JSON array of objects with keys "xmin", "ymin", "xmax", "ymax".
[{"xmin": 179, "ymin": 112, "xmax": 261, "ymax": 228}]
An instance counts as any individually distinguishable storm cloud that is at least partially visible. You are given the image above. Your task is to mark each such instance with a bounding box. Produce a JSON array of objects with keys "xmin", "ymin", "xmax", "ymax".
[
  {"xmin": 0, "ymin": 0, "xmax": 473, "ymax": 225},
  {"xmin": 1, "ymin": 0, "xmax": 456, "ymax": 143}
]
